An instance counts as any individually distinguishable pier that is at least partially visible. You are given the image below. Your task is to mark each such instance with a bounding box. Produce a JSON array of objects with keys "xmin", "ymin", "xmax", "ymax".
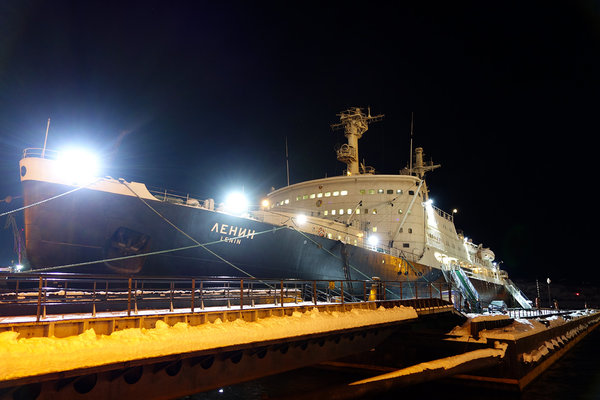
[{"xmin": 0, "ymin": 273, "xmax": 598, "ymax": 400}]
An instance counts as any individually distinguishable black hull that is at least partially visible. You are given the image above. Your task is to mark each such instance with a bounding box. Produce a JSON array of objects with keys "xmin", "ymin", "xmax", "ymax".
[{"xmin": 22, "ymin": 181, "xmax": 444, "ymax": 287}]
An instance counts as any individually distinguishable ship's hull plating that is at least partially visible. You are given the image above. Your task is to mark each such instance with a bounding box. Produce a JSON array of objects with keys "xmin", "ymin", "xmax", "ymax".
[{"xmin": 22, "ymin": 180, "xmax": 510, "ymax": 304}]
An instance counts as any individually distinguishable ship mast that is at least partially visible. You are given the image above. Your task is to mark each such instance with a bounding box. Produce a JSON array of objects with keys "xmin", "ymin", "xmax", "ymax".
[{"xmin": 331, "ymin": 107, "xmax": 383, "ymax": 175}]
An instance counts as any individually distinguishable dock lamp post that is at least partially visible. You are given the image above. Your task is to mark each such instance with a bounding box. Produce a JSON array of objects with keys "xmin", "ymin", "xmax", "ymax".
[
  {"xmin": 452, "ymin": 209, "xmax": 458, "ymax": 222},
  {"xmin": 547, "ymin": 278, "xmax": 552, "ymax": 309}
]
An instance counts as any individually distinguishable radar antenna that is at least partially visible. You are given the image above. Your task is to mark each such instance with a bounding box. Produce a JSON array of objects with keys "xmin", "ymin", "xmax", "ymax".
[{"xmin": 331, "ymin": 107, "xmax": 383, "ymax": 175}]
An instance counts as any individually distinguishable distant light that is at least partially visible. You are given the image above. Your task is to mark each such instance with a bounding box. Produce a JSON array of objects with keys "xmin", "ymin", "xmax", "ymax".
[
  {"xmin": 218, "ymin": 388, "xmax": 224, "ymax": 393},
  {"xmin": 296, "ymin": 214, "xmax": 307, "ymax": 224},
  {"xmin": 576, "ymin": 292, "xmax": 580, "ymax": 296},
  {"xmin": 452, "ymin": 208, "xmax": 458, "ymax": 214},
  {"xmin": 368, "ymin": 235, "xmax": 379, "ymax": 246},
  {"xmin": 56, "ymin": 148, "xmax": 99, "ymax": 184},
  {"xmin": 224, "ymin": 192, "xmax": 248, "ymax": 215},
  {"xmin": 14, "ymin": 264, "xmax": 23, "ymax": 271},
  {"xmin": 261, "ymin": 199, "xmax": 270, "ymax": 208}
]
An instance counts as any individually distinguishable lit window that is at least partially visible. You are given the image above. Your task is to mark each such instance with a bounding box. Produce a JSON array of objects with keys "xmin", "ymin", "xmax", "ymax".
[
  {"xmin": 309, "ymin": 194, "xmax": 315, "ymax": 199},
  {"xmin": 347, "ymin": 208, "xmax": 352, "ymax": 214},
  {"xmin": 372, "ymin": 209, "xmax": 377, "ymax": 214},
  {"xmin": 325, "ymin": 192, "xmax": 331, "ymax": 197},
  {"xmin": 324, "ymin": 210, "xmax": 328, "ymax": 216},
  {"xmin": 372, "ymin": 227, "xmax": 377, "ymax": 232},
  {"xmin": 327, "ymin": 233, "xmax": 333, "ymax": 239},
  {"xmin": 378, "ymin": 189, "xmax": 384, "ymax": 194},
  {"xmin": 333, "ymin": 191, "xmax": 339, "ymax": 196},
  {"xmin": 396, "ymin": 189, "xmax": 403, "ymax": 194},
  {"xmin": 339, "ymin": 209, "xmax": 344, "ymax": 215},
  {"xmin": 360, "ymin": 189, "xmax": 366, "ymax": 195},
  {"xmin": 302, "ymin": 194, "xmax": 308, "ymax": 200},
  {"xmin": 317, "ymin": 193, "xmax": 323, "ymax": 198},
  {"xmin": 398, "ymin": 209, "xmax": 403, "ymax": 214},
  {"xmin": 296, "ymin": 196, "xmax": 301, "ymax": 201},
  {"xmin": 369, "ymin": 189, "xmax": 375, "ymax": 194},
  {"xmin": 356, "ymin": 209, "xmax": 360, "ymax": 214},
  {"xmin": 387, "ymin": 189, "xmax": 393, "ymax": 194},
  {"xmin": 284, "ymin": 199, "xmax": 289, "ymax": 204},
  {"xmin": 331, "ymin": 209, "xmax": 336, "ymax": 215},
  {"xmin": 341, "ymin": 190, "xmax": 348, "ymax": 196}
]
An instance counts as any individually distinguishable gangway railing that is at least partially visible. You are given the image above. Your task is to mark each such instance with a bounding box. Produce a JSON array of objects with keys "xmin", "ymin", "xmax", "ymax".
[
  {"xmin": 444, "ymin": 267, "xmax": 481, "ymax": 312},
  {"xmin": 504, "ymin": 278, "xmax": 532, "ymax": 309},
  {"xmin": 0, "ymin": 273, "xmax": 453, "ymax": 321}
]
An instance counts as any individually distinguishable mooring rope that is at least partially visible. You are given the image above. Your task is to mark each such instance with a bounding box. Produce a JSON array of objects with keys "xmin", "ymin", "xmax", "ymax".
[
  {"xmin": 27, "ymin": 227, "xmax": 285, "ymax": 273},
  {"xmin": 0, "ymin": 179, "xmax": 101, "ymax": 218}
]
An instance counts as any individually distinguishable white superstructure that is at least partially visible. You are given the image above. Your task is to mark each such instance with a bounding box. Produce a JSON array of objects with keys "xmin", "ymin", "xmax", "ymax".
[{"xmin": 262, "ymin": 108, "xmax": 507, "ymax": 286}]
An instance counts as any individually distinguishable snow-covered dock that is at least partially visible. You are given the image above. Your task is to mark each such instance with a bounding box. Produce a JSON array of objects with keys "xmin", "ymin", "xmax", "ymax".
[{"xmin": 0, "ymin": 298, "xmax": 456, "ymax": 400}]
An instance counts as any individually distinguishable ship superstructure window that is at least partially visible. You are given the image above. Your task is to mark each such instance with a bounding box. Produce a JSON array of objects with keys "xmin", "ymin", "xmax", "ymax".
[
  {"xmin": 325, "ymin": 192, "xmax": 331, "ymax": 197},
  {"xmin": 403, "ymin": 243, "xmax": 410, "ymax": 248},
  {"xmin": 398, "ymin": 209, "xmax": 403, "ymax": 214},
  {"xmin": 333, "ymin": 191, "xmax": 339, "ymax": 196},
  {"xmin": 331, "ymin": 210, "xmax": 336, "ymax": 215},
  {"xmin": 409, "ymin": 190, "xmax": 414, "ymax": 195},
  {"xmin": 396, "ymin": 189, "xmax": 403, "ymax": 194},
  {"xmin": 317, "ymin": 193, "xmax": 323, "ymax": 198},
  {"xmin": 303, "ymin": 195, "xmax": 308, "ymax": 200},
  {"xmin": 296, "ymin": 196, "xmax": 300, "ymax": 201},
  {"xmin": 387, "ymin": 189, "xmax": 393, "ymax": 194},
  {"xmin": 372, "ymin": 209, "xmax": 377, "ymax": 214},
  {"xmin": 360, "ymin": 189, "xmax": 366, "ymax": 194},
  {"xmin": 284, "ymin": 199, "xmax": 289, "ymax": 204},
  {"xmin": 310, "ymin": 194, "xmax": 315, "ymax": 199},
  {"xmin": 341, "ymin": 190, "xmax": 348, "ymax": 196},
  {"xmin": 347, "ymin": 208, "xmax": 352, "ymax": 214},
  {"xmin": 372, "ymin": 227, "xmax": 377, "ymax": 232},
  {"xmin": 324, "ymin": 211, "xmax": 328, "ymax": 215},
  {"xmin": 339, "ymin": 209, "xmax": 344, "ymax": 215},
  {"xmin": 408, "ymin": 228, "xmax": 413, "ymax": 234},
  {"xmin": 356, "ymin": 209, "xmax": 360, "ymax": 214},
  {"xmin": 369, "ymin": 189, "xmax": 375, "ymax": 194},
  {"xmin": 378, "ymin": 189, "xmax": 384, "ymax": 194}
]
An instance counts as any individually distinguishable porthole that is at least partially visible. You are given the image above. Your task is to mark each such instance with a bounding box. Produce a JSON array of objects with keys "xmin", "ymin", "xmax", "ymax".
[{"xmin": 20, "ymin": 166, "xmax": 27, "ymax": 177}]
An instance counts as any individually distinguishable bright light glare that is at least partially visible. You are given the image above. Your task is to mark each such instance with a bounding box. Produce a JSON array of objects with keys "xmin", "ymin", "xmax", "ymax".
[
  {"xmin": 224, "ymin": 192, "xmax": 248, "ymax": 215},
  {"xmin": 296, "ymin": 214, "xmax": 307, "ymax": 224},
  {"xmin": 14, "ymin": 264, "xmax": 23, "ymax": 271},
  {"xmin": 368, "ymin": 235, "xmax": 379, "ymax": 246},
  {"xmin": 261, "ymin": 199, "xmax": 270, "ymax": 208},
  {"xmin": 56, "ymin": 148, "xmax": 99, "ymax": 184}
]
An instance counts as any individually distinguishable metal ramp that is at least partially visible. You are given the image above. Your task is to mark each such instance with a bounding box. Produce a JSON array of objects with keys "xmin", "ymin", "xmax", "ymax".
[
  {"xmin": 504, "ymin": 278, "xmax": 532, "ymax": 309},
  {"xmin": 444, "ymin": 267, "xmax": 481, "ymax": 312}
]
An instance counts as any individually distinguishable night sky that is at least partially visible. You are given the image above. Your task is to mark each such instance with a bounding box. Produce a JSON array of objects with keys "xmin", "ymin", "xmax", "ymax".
[{"xmin": 0, "ymin": 1, "xmax": 597, "ymax": 284}]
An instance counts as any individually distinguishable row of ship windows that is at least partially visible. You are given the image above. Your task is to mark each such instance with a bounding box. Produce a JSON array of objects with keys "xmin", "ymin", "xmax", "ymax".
[
  {"xmin": 322, "ymin": 208, "xmax": 407, "ymax": 216},
  {"xmin": 274, "ymin": 189, "xmax": 420, "ymax": 207}
]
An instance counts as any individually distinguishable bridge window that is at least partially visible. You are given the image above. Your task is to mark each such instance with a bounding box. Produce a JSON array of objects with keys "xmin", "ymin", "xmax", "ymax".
[
  {"xmin": 302, "ymin": 194, "xmax": 308, "ymax": 200},
  {"xmin": 284, "ymin": 199, "xmax": 289, "ymax": 204},
  {"xmin": 356, "ymin": 209, "xmax": 360, "ymax": 214},
  {"xmin": 347, "ymin": 208, "xmax": 352, "ymax": 214},
  {"xmin": 368, "ymin": 189, "xmax": 375, "ymax": 194},
  {"xmin": 333, "ymin": 191, "xmax": 339, "ymax": 196},
  {"xmin": 397, "ymin": 189, "xmax": 403, "ymax": 194},
  {"xmin": 378, "ymin": 189, "xmax": 384, "ymax": 194},
  {"xmin": 387, "ymin": 189, "xmax": 393, "ymax": 194},
  {"xmin": 408, "ymin": 190, "xmax": 414, "ymax": 195},
  {"xmin": 403, "ymin": 243, "xmax": 410, "ymax": 248},
  {"xmin": 317, "ymin": 193, "xmax": 323, "ymax": 198},
  {"xmin": 324, "ymin": 210, "xmax": 328, "ymax": 215},
  {"xmin": 310, "ymin": 194, "xmax": 315, "ymax": 199},
  {"xmin": 325, "ymin": 192, "xmax": 331, "ymax": 197},
  {"xmin": 341, "ymin": 190, "xmax": 348, "ymax": 196},
  {"xmin": 331, "ymin": 209, "xmax": 336, "ymax": 215},
  {"xmin": 339, "ymin": 209, "xmax": 344, "ymax": 215}
]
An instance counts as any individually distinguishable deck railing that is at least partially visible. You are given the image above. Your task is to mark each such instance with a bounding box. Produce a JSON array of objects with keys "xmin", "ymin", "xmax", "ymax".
[{"xmin": 0, "ymin": 273, "xmax": 453, "ymax": 322}]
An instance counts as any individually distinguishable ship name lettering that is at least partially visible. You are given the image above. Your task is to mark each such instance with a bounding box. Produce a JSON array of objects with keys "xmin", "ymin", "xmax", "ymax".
[{"xmin": 210, "ymin": 223, "xmax": 255, "ymax": 241}]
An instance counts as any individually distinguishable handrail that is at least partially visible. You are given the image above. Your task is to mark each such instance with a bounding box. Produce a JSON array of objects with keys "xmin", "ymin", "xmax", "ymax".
[{"xmin": 0, "ymin": 273, "xmax": 453, "ymax": 321}]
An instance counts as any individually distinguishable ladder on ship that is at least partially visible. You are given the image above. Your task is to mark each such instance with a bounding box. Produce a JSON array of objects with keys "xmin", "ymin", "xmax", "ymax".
[
  {"xmin": 504, "ymin": 278, "xmax": 532, "ymax": 309},
  {"xmin": 444, "ymin": 267, "xmax": 481, "ymax": 313}
]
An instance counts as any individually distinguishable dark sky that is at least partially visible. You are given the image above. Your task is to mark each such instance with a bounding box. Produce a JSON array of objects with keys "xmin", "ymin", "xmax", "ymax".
[{"xmin": 0, "ymin": 1, "xmax": 598, "ymax": 284}]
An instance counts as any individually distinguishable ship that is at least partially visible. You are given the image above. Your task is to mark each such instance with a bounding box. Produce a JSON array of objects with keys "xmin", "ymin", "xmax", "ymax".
[{"xmin": 17, "ymin": 108, "xmax": 531, "ymax": 310}]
